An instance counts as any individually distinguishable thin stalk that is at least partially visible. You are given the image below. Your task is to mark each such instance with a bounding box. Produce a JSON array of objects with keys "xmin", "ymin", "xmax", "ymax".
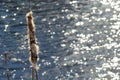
[
  {"xmin": 32, "ymin": 68, "xmax": 34, "ymax": 80},
  {"xmin": 35, "ymin": 70, "xmax": 38, "ymax": 80},
  {"xmin": 4, "ymin": 53, "xmax": 10, "ymax": 80},
  {"xmin": 28, "ymin": 0, "xmax": 31, "ymax": 11}
]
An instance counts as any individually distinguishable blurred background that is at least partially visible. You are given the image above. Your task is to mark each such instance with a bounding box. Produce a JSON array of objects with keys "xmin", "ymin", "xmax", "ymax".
[{"xmin": 0, "ymin": 0, "xmax": 120, "ymax": 80}]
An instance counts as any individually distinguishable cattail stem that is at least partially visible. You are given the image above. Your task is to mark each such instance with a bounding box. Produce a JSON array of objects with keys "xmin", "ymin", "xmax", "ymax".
[
  {"xmin": 32, "ymin": 68, "xmax": 34, "ymax": 80},
  {"xmin": 4, "ymin": 53, "xmax": 10, "ymax": 80},
  {"xmin": 28, "ymin": 0, "xmax": 31, "ymax": 11},
  {"xmin": 29, "ymin": 0, "xmax": 30, "ymax": 9},
  {"xmin": 35, "ymin": 69, "xmax": 38, "ymax": 80}
]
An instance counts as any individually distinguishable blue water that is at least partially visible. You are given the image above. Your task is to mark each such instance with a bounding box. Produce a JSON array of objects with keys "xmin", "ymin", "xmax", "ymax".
[{"xmin": 0, "ymin": 0, "xmax": 120, "ymax": 80}]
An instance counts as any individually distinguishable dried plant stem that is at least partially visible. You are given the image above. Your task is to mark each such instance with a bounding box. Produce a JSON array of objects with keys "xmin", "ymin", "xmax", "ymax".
[
  {"xmin": 4, "ymin": 53, "xmax": 10, "ymax": 80},
  {"xmin": 35, "ymin": 69, "xmax": 38, "ymax": 80},
  {"xmin": 32, "ymin": 68, "xmax": 34, "ymax": 80},
  {"xmin": 32, "ymin": 68, "xmax": 38, "ymax": 80},
  {"xmin": 29, "ymin": 0, "xmax": 30, "ymax": 9}
]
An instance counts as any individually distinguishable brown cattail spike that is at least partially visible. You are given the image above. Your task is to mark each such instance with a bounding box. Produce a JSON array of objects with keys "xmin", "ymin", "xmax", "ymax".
[
  {"xmin": 26, "ymin": 10, "xmax": 39, "ymax": 80},
  {"xmin": 26, "ymin": 11, "xmax": 39, "ymax": 70}
]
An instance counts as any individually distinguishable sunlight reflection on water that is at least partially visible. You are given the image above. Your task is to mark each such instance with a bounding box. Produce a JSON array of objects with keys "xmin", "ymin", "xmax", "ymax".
[{"xmin": 0, "ymin": 0, "xmax": 120, "ymax": 80}]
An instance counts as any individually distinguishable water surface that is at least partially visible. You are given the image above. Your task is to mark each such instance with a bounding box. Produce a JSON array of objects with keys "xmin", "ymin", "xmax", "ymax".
[{"xmin": 0, "ymin": 0, "xmax": 120, "ymax": 80}]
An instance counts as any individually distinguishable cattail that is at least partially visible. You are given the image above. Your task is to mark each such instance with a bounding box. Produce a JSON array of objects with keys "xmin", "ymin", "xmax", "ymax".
[{"xmin": 26, "ymin": 11, "xmax": 39, "ymax": 71}]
